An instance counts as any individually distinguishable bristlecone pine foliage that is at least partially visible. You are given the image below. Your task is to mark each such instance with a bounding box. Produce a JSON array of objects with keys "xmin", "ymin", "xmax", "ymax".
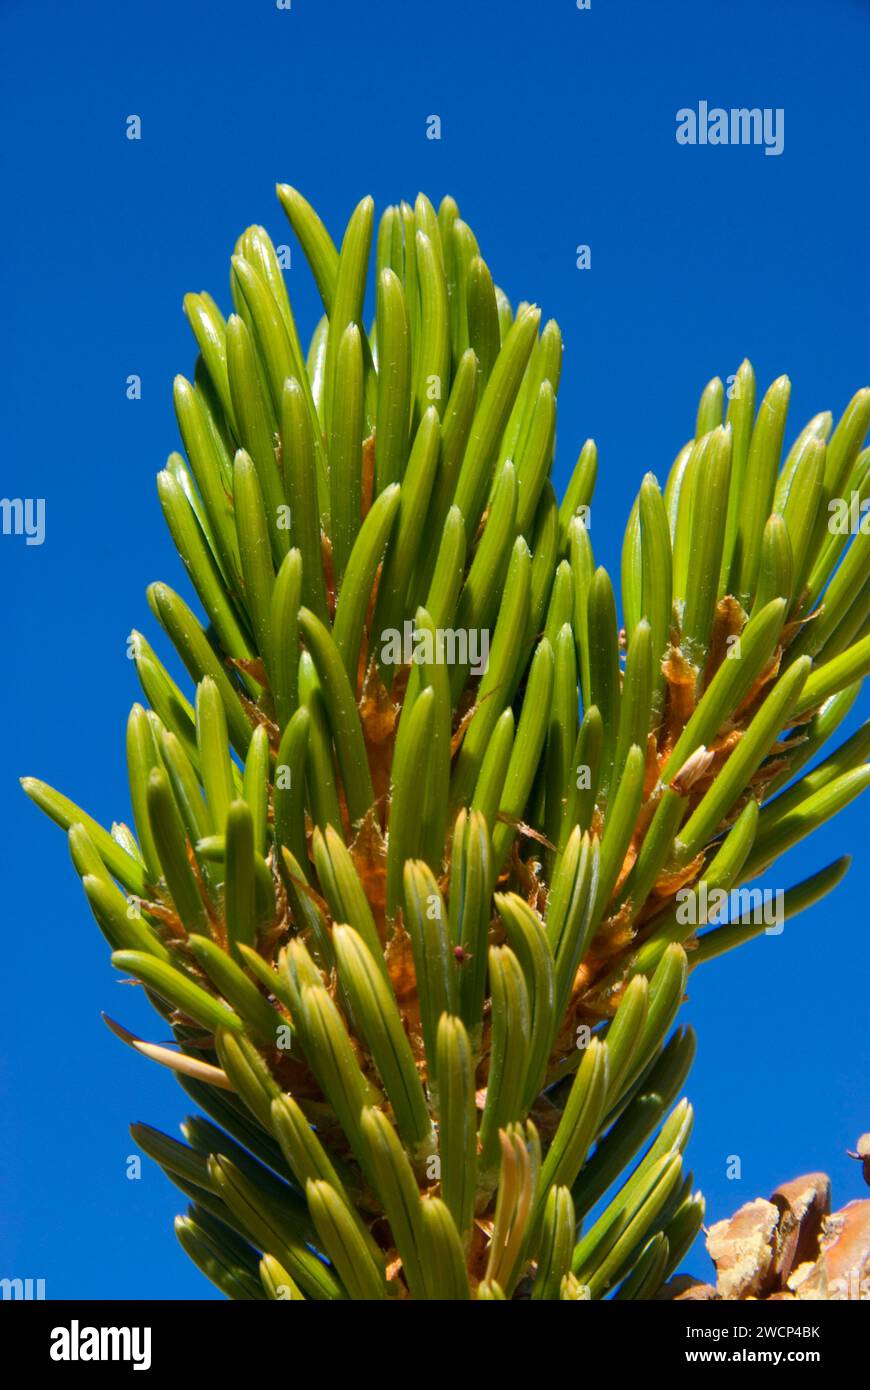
[{"xmin": 23, "ymin": 187, "xmax": 870, "ymax": 1301}]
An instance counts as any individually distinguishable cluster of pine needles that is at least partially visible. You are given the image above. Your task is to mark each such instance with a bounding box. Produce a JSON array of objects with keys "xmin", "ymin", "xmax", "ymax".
[{"xmin": 23, "ymin": 185, "xmax": 870, "ymax": 1299}]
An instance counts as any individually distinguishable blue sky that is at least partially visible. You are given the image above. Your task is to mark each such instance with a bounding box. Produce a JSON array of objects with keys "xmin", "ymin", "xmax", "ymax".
[{"xmin": 1, "ymin": 0, "xmax": 868, "ymax": 1298}]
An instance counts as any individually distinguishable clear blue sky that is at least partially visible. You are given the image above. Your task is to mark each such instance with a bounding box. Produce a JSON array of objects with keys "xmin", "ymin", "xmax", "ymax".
[{"xmin": 2, "ymin": 0, "xmax": 868, "ymax": 1298}]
